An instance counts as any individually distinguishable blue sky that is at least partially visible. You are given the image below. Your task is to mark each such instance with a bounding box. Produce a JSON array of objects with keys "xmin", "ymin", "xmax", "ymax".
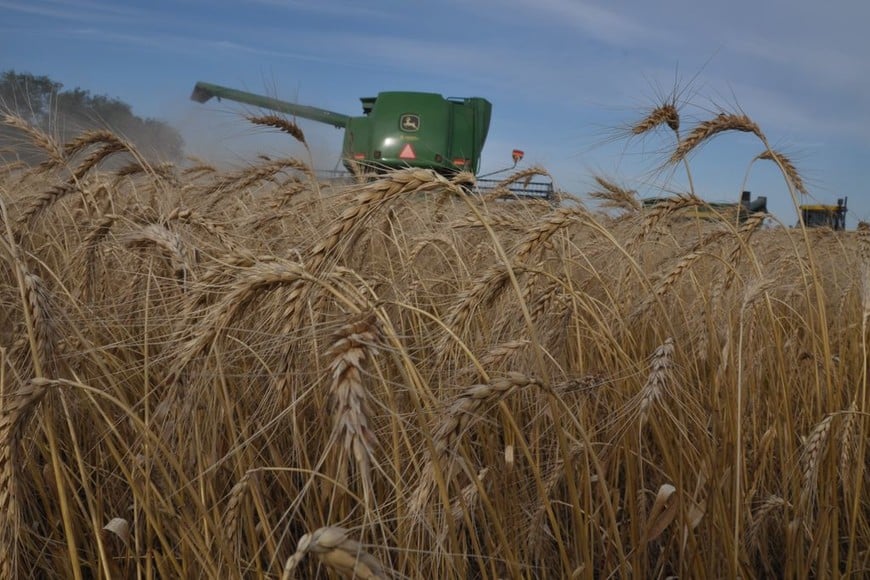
[{"xmin": 2, "ymin": 0, "xmax": 868, "ymax": 225}]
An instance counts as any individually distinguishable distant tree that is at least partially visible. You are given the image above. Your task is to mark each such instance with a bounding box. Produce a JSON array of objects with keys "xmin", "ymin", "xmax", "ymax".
[{"xmin": 0, "ymin": 70, "xmax": 183, "ymax": 164}]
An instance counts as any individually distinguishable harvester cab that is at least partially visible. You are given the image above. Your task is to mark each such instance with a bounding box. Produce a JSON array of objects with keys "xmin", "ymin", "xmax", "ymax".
[
  {"xmin": 798, "ymin": 198, "xmax": 847, "ymax": 230},
  {"xmin": 190, "ymin": 81, "xmax": 554, "ymax": 200}
]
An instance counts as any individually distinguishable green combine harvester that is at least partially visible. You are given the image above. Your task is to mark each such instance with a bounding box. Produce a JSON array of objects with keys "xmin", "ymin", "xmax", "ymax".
[{"xmin": 190, "ymin": 81, "xmax": 554, "ymax": 200}]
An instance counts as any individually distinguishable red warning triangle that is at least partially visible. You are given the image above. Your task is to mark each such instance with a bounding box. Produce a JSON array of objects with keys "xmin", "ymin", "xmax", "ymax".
[{"xmin": 399, "ymin": 143, "xmax": 416, "ymax": 159}]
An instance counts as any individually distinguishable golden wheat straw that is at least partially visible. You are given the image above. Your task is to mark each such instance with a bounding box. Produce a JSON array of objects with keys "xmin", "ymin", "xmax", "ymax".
[
  {"xmin": 181, "ymin": 163, "xmax": 218, "ymax": 179},
  {"xmin": 169, "ymin": 259, "xmax": 318, "ymax": 385},
  {"xmin": 720, "ymin": 211, "xmax": 770, "ymax": 293},
  {"xmin": 411, "ymin": 373, "xmax": 543, "ymax": 518},
  {"xmin": 643, "ymin": 483, "xmax": 679, "ymax": 542},
  {"xmin": 62, "ymin": 129, "xmax": 123, "ymax": 158},
  {"xmin": 199, "ymin": 157, "xmax": 315, "ymax": 200}
]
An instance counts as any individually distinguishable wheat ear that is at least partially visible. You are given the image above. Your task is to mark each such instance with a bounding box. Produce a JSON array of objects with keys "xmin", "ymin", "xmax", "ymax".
[
  {"xmin": 307, "ymin": 168, "xmax": 462, "ymax": 273},
  {"xmin": 670, "ymin": 112, "xmax": 764, "ymax": 164},
  {"xmin": 513, "ymin": 206, "xmax": 590, "ymax": 263},
  {"xmin": 122, "ymin": 223, "xmax": 192, "ymax": 288},
  {"xmin": 839, "ymin": 401, "xmax": 859, "ymax": 494},
  {"xmin": 327, "ymin": 315, "xmax": 381, "ymax": 502},
  {"xmin": 636, "ymin": 338, "xmax": 675, "ymax": 427},
  {"xmin": 20, "ymin": 271, "xmax": 58, "ymax": 377},
  {"xmin": 222, "ymin": 471, "xmax": 253, "ymax": 548},
  {"xmin": 799, "ymin": 414, "xmax": 833, "ymax": 513},
  {"xmin": 247, "ymin": 114, "xmax": 307, "ymax": 146},
  {"xmin": 757, "ymin": 149, "xmax": 808, "ymax": 196},
  {"xmin": 16, "ymin": 182, "xmax": 79, "ymax": 232},
  {"xmin": 632, "ymin": 103, "xmax": 680, "ymax": 135},
  {"xmin": 0, "ymin": 378, "xmax": 52, "ymax": 580},
  {"xmin": 588, "ymin": 175, "xmax": 640, "ymax": 212},
  {"xmin": 435, "ymin": 373, "xmax": 542, "ymax": 459},
  {"xmin": 1, "ymin": 114, "xmax": 64, "ymax": 169},
  {"xmin": 281, "ymin": 526, "xmax": 389, "ymax": 580}
]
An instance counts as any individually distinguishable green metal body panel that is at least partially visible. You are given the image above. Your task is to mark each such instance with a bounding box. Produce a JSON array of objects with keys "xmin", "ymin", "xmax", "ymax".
[{"xmin": 191, "ymin": 81, "xmax": 492, "ymax": 175}]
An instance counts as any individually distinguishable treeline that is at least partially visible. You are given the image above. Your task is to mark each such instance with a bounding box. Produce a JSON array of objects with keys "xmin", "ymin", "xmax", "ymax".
[{"xmin": 0, "ymin": 70, "xmax": 183, "ymax": 164}]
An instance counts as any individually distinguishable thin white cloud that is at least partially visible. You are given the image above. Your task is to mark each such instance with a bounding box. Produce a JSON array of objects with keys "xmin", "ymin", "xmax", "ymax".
[
  {"xmin": 521, "ymin": 0, "xmax": 669, "ymax": 47},
  {"xmin": 0, "ymin": 0, "xmax": 143, "ymax": 21},
  {"xmin": 726, "ymin": 36, "xmax": 868, "ymax": 93},
  {"xmin": 243, "ymin": 0, "xmax": 397, "ymax": 19}
]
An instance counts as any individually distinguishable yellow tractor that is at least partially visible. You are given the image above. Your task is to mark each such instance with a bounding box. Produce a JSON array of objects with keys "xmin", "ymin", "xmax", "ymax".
[{"xmin": 799, "ymin": 197, "xmax": 847, "ymax": 230}]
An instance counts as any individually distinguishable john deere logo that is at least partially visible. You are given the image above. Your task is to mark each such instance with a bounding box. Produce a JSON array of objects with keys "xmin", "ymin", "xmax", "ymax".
[{"xmin": 400, "ymin": 114, "xmax": 420, "ymax": 132}]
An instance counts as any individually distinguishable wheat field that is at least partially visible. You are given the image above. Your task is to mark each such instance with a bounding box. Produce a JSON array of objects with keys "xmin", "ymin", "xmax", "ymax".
[{"xmin": 0, "ymin": 107, "xmax": 867, "ymax": 579}]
